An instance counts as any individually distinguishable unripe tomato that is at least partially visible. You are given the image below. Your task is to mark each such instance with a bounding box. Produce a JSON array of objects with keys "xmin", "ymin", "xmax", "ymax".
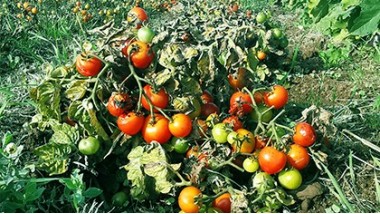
[
  {"xmin": 253, "ymin": 172, "xmax": 275, "ymax": 193},
  {"xmin": 258, "ymin": 146, "xmax": 286, "ymax": 174},
  {"xmin": 78, "ymin": 136, "xmax": 100, "ymax": 155},
  {"xmin": 278, "ymin": 169, "xmax": 302, "ymax": 190},
  {"xmin": 107, "ymin": 93, "xmax": 133, "ymax": 117},
  {"xmin": 169, "ymin": 113, "xmax": 193, "ymax": 138},
  {"xmin": 127, "ymin": 41, "xmax": 155, "ymax": 69},
  {"xmin": 272, "ymin": 28, "xmax": 283, "ymax": 39},
  {"xmin": 142, "ymin": 114, "xmax": 172, "ymax": 144},
  {"xmin": 243, "ymin": 157, "xmax": 259, "ymax": 173},
  {"xmin": 212, "ymin": 123, "xmax": 230, "ymax": 144},
  {"xmin": 287, "ymin": 144, "xmax": 310, "ymax": 170},
  {"xmin": 112, "ymin": 191, "xmax": 128, "ymax": 207},
  {"xmin": 75, "ymin": 54, "xmax": 103, "ymax": 77},
  {"xmin": 137, "ymin": 26, "xmax": 155, "ymax": 43},
  {"xmin": 117, "ymin": 112, "xmax": 145, "ymax": 135},
  {"xmin": 171, "ymin": 137, "xmax": 190, "ymax": 154},
  {"xmin": 250, "ymin": 104, "xmax": 273, "ymax": 123},
  {"xmin": 293, "ymin": 122, "xmax": 316, "ymax": 147},
  {"xmin": 263, "ymin": 85, "xmax": 288, "ymax": 109},
  {"xmin": 178, "ymin": 186, "xmax": 202, "ymax": 213},
  {"xmin": 141, "ymin": 85, "xmax": 169, "ymax": 111},
  {"xmin": 256, "ymin": 12, "xmax": 267, "ymax": 23},
  {"xmin": 127, "ymin": 7, "xmax": 148, "ymax": 29},
  {"xmin": 212, "ymin": 193, "xmax": 231, "ymax": 213}
]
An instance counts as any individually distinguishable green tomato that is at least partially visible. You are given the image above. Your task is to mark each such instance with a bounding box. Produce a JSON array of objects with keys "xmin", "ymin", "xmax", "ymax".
[
  {"xmin": 212, "ymin": 123, "xmax": 230, "ymax": 144},
  {"xmin": 112, "ymin": 191, "xmax": 128, "ymax": 207},
  {"xmin": 278, "ymin": 168, "xmax": 302, "ymax": 190},
  {"xmin": 272, "ymin": 28, "xmax": 283, "ymax": 39},
  {"xmin": 137, "ymin": 27, "xmax": 155, "ymax": 43},
  {"xmin": 171, "ymin": 137, "xmax": 190, "ymax": 154},
  {"xmin": 256, "ymin": 12, "xmax": 267, "ymax": 24},
  {"xmin": 279, "ymin": 37, "xmax": 289, "ymax": 48},
  {"xmin": 78, "ymin": 136, "xmax": 100, "ymax": 155},
  {"xmin": 227, "ymin": 131, "xmax": 238, "ymax": 145},
  {"xmin": 253, "ymin": 172, "xmax": 275, "ymax": 193},
  {"xmin": 243, "ymin": 157, "xmax": 259, "ymax": 173},
  {"xmin": 250, "ymin": 104, "xmax": 273, "ymax": 123}
]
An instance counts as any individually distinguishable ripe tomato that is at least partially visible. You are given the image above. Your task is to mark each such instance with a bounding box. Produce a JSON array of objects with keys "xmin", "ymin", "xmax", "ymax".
[
  {"xmin": 256, "ymin": 12, "xmax": 267, "ymax": 23},
  {"xmin": 178, "ymin": 186, "xmax": 202, "ymax": 213},
  {"xmin": 141, "ymin": 85, "xmax": 169, "ymax": 111},
  {"xmin": 222, "ymin": 115, "xmax": 243, "ymax": 131},
  {"xmin": 212, "ymin": 193, "xmax": 231, "ymax": 213},
  {"xmin": 171, "ymin": 137, "xmax": 190, "ymax": 154},
  {"xmin": 137, "ymin": 26, "xmax": 155, "ymax": 43},
  {"xmin": 107, "ymin": 93, "xmax": 133, "ymax": 117},
  {"xmin": 121, "ymin": 38, "xmax": 136, "ymax": 57},
  {"xmin": 112, "ymin": 191, "xmax": 128, "ymax": 207},
  {"xmin": 212, "ymin": 123, "xmax": 230, "ymax": 144},
  {"xmin": 255, "ymin": 135, "xmax": 267, "ymax": 149},
  {"xmin": 201, "ymin": 90, "xmax": 214, "ymax": 104},
  {"xmin": 196, "ymin": 119, "xmax": 208, "ymax": 137},
  {"xmin": 231, "ymin": 128, "xmax": 255, "ymax": 153},
  {"xmin": 229, "ymin": 3, "xmax": 239, "ymax": 13},
  {"xmin": 142, "ymin": 114, "xmax": 172, "ymax": 144},
  {"xmin": 253, "ymin": 90, "xmax": 264, "ymax": 104},
  {"xmin": 228, "ymin": 68, "xmax": 246, "ymax": 90},
  {"xmin": 243, "ymin": 157, "xmax": 259, "ymax": 173},
  {"xmin": 78, "ymin": 136, "xmax": 100, "ymax": 155},
  {"xmin": 201, "ymin": 102, "xmax": 220, "ymax": 118},
  {"xmin": 229, "ymin": 91, "xmax": 253, "ymax": 115},
  {"xmin": 169, "ymin": 113, "xmax": 193, "ymax": 138},
  {"xmin": 258, "ymin": 146, "xmax": 286, "ymax": 174},
  {"xmin": 127, "ymin": 7, "xmax": 148, "ymax": 29},
  {"xmin": 257, "ymin": 51, "xmax": 266, "ymax": 61},
  {"xmin": 186, "ymin": 146, "xmax": 199, "ymax": 158},
  {"xmin": 250, "ymin": 104, "xmax": 273, "ymax": 123},
  {"xmin": 75, "ymin": 54, "xmax": 103, "ymax": 77},
  {"xmin": 293, "ymin": 122, "xmax": 316, "ymax": 147},
  {"xmin": 287, "ymin": 144, "xmax": 310, "ymax": 170},
  {"xmin": 127, "ymin": 41, "xmax": 155, "ymax": 69},
  {"xmin": 263, "ymin": 85, "xmax": 288, "ymax": 109},
  {"xmin": 117, "ymin": 112, "xmax": 145, "ymax": 135},
  {"xmin": 278, "ymin": 169, "xmax": 302, "ymax": 190}
]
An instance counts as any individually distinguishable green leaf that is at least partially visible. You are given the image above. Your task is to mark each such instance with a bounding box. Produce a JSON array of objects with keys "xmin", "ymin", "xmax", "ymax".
[
  {"xmin": 247, "ymin": 48, "xmax": 259, "ymax": 72},
  {"xmin": 49, "ymin": 66, "xmax": 69, "ymax": 78},
  {"xmin": 180, "ymin": 77, "xmax": 202, "ymax": 96},
  {"xmin": 342, "ymin": 0, "xmax": 361, "ymax": 10},
  {"xmin": 50, "ymin": 122, "xmax": 79, "ymax": 145},
  {"xmin": 309, "ymin": 0, "xmax": 330, "ymax": 22},
  {"xmin": 83, "ymin": 187, "xmax": 103, "ymax": 198},
  {"xmin": 34, "ymin": 143, "xmax": 72, "ymax": 176},
  {"xmin": 2, "ymin": 131, "xmax": 13, "ymax": 146},
  {"xmin": 65, "ymin": 80, "xmax": 88, "ymax": 101},
  {"xmin": 349, "ymin": 0, "xmax": 380, "ymax": 36},
  {"xmin": 32, "ymin": 81, "xmax": 61, "ymax": 120},
  {"xmin": 256, "ymin": 64, "xmax": 270, "ymax": 81},
  {"xmin": 24, "ymin": 182, "xmax": 45, "ymax": 202}
]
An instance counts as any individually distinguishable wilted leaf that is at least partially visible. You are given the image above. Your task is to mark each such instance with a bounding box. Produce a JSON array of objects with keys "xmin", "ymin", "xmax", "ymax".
[{"xmin": 34, "ymin": 143, "xmax": 72, "ymax": 176}]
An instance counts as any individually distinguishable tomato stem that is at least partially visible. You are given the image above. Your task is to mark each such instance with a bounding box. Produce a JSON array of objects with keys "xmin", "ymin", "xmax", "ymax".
[{"xmin": 90, "ymin": 63, "xmax": 110, "ymax": 110}]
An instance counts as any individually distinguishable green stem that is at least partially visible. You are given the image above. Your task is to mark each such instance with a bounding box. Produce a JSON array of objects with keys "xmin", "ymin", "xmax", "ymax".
[{"xmin": 90, "ymin": 63, "xmax": 110, "ymax": 110}]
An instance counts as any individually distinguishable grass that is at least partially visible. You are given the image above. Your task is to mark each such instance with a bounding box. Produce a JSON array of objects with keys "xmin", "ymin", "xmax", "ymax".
[{"xmin": 1, "ymin": 0, "xmax": 379, "ymax": 212}]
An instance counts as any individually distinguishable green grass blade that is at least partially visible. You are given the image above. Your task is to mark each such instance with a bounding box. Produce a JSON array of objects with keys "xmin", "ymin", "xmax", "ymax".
[
  {"xmin": 375, "ymin": 173, "xmax": 380, "ymax": 204},
  {"xmin": 321, "ymin": 163, "xmax": 355, "ymax": 212}
]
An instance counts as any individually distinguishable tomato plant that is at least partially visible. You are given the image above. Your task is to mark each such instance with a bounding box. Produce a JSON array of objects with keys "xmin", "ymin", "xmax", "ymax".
[
  {"xmin": 250, "ymin": 104, "xmax": 273, "ymax": 123},
  {"xmin": 258, "ymin": 147, "xmax": 286, "ymax": 174},
  {"xmin": 169, "ymin": 113, "xmax": 193, "ymax": 138},
  {"xmin": 107, "ymin": 92, "xmax": 133, "ymax": 117},
  {"xmin": 117, "ymin": 112, "xmax": 145, "ymax": 136},
  {"xmin": 263, "ymin": 85, "xmax": 288, "ymax": 109},
  {"xmin": 127, "ymin": 41, "xmax": 155, "ymax": 69},
  {"xmin": 287, "ymin": 144, "xmax": 310, "ymax": 170},
  {"xmin": 188, "ymin": 97, "xmax": 202, "ymax": 119},
  {"xmin": 141, "ymin": 85, "xmax": 169, "ymax": 111},
  {"xmin": 75, "ymin": 54, "xmax": 103, "ymax": 77},
  {"xmin": 142, "ymin": 114, "xmax": 172, "ymax": 144},
  {"xmin": 278, "ymin": 169, "xmax": 302, "ymax": 190},
  {"xmin": 178, "ymin": 186, "xmax": 202, "ymax": 213},
  {"xmin": 293, "ymin": 122, "xmax": 317, "ymax": 147},
  {"xmin": 78, "ymin": 136, "xmax": 100, "ymax": 155},
  {"xmin": 212, "ymin": 193, "xmax": 231, "ymax": 213}
]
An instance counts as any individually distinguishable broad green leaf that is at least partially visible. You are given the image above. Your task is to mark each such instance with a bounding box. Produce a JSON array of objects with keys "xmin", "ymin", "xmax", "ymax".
[
  {"xmin": 2, "ymin": 131, "xmax": 13, "ymax": 146},
  {"xmin": 83, "ymin": 187, "xmax": 103, "ymax": 198},
  {"xmin": 68, "ymin": 101, "xmax": 83, "ymax": 121},
  {"xmin": 49, "ymin": 66, "xmax": 68, "ymax": 78},
  {"xmin": 65, "ymin": 80, "xmax": 88, "ymax": 101},
  {"xmin": 342, "ymin": 0, "xmax": 361, "ymax": 10},
  {"xmin": 34, "ymin": 143, "xmax": 72, "ymax": 176},
  {"xmin": 81, "ymin": 100, "xmax": 111, "ymax": 143},
  {"xmin": 349, "ymin": 0, "xmax": 380, "ymax": 36},
  {"xmin": 24, "ymin": 182, "xmax": 45, "ymax": 202},
  {"xmin": 180, "ymin": 77, "xmax": 202, "ymax": 96},
  {"xmin": 247, "ymin": 48, "xmax": 259, "ymax": 72},
  {"xmin": 309, "ymin": 0, "xmax": 330, "ymax": 22}
]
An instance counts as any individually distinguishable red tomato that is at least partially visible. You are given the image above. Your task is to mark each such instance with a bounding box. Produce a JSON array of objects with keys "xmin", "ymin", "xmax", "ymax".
[
  {"xmin": 142, "ymin": 114, "xmax": 172, "ymax": 144},
  {"xmin": 178, "ymin": 186, "xmax": 202, "ymax": 213},
  {"xmin": 201, "ymin": 90, "xmax": 214, "ymax": 104},
  {"xmin": 263, "ymin": 85, "xmax": 288, "ymax": 109},
  {"xmin": 228, "ymin": 68, "xmax": 246, "ymax": 90},
  {"xmin": 107, "ymin": 93, "xmax": 133, "ymax": 117},
  {"xmin": 141, "ymin": 85, "xmax": 169, "ymax": 111},
  {"xmin": 254, "ymin": 136, "xmax": 268, "ymax": 150},
  {"xmin": 117, "ymin": 112, "xmax": 145, "ymax": 135},
  {"xmin": 222, "ymin": 115, "xmax": 243, "ymax": 131},
  {"xmin": 127, "ymin": 41, "xmax": 155, "ymax": 69},
  {"xmin": 258, "ymin": 146, "xmax": 286, "ymax": 174},
  {"xmin": 201, "ymin": 102, "xmax": 220, "ymax": 118},
  {"xmin": 127, "ymin": 7, "xmax": 148, "ymax": 29},
  {"xmin": 212, "ymin": 193, "xmax": 231, "ymax": 213},
  {"xmin": 253, "ymin": 91, "xmax": 264, "ymax": 105},
  {"xmin": 287, "ymin": 144, "xmax": 310, "ymax": 170},
  {"xmin": 121, "ymin": 38, "xmax": 136, "ymax": 57},
  {"xmin": 293, "ymin": 122, "xmax": 316, "ymax": 147},
  {"xmin": 229, "ymin": 91, "xmax": 253, "ymax": 115},
  {"xmin": 169, "ymin": 113, "xmax": 193, "ymax": 138},
  {"xmin": 75, "ymin": 54, "xmax": 103, "ymax": 77}
]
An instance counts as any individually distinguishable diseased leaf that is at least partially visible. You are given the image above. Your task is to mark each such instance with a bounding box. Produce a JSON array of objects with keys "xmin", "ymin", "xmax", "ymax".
[
  {"xmin": 50, "ymin": 122, "xmax": 79, "ymax": 145},
  {"xmin": 65, "ymin": 80, "xmax": 88, "ymax": 101},
  {"xmin": 34, "ymin": 143, "xmax": 72, "ymax": 176},
  {"xmin": 32, "ymin": 81, "xmax": 61, "ymax": 120}
]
